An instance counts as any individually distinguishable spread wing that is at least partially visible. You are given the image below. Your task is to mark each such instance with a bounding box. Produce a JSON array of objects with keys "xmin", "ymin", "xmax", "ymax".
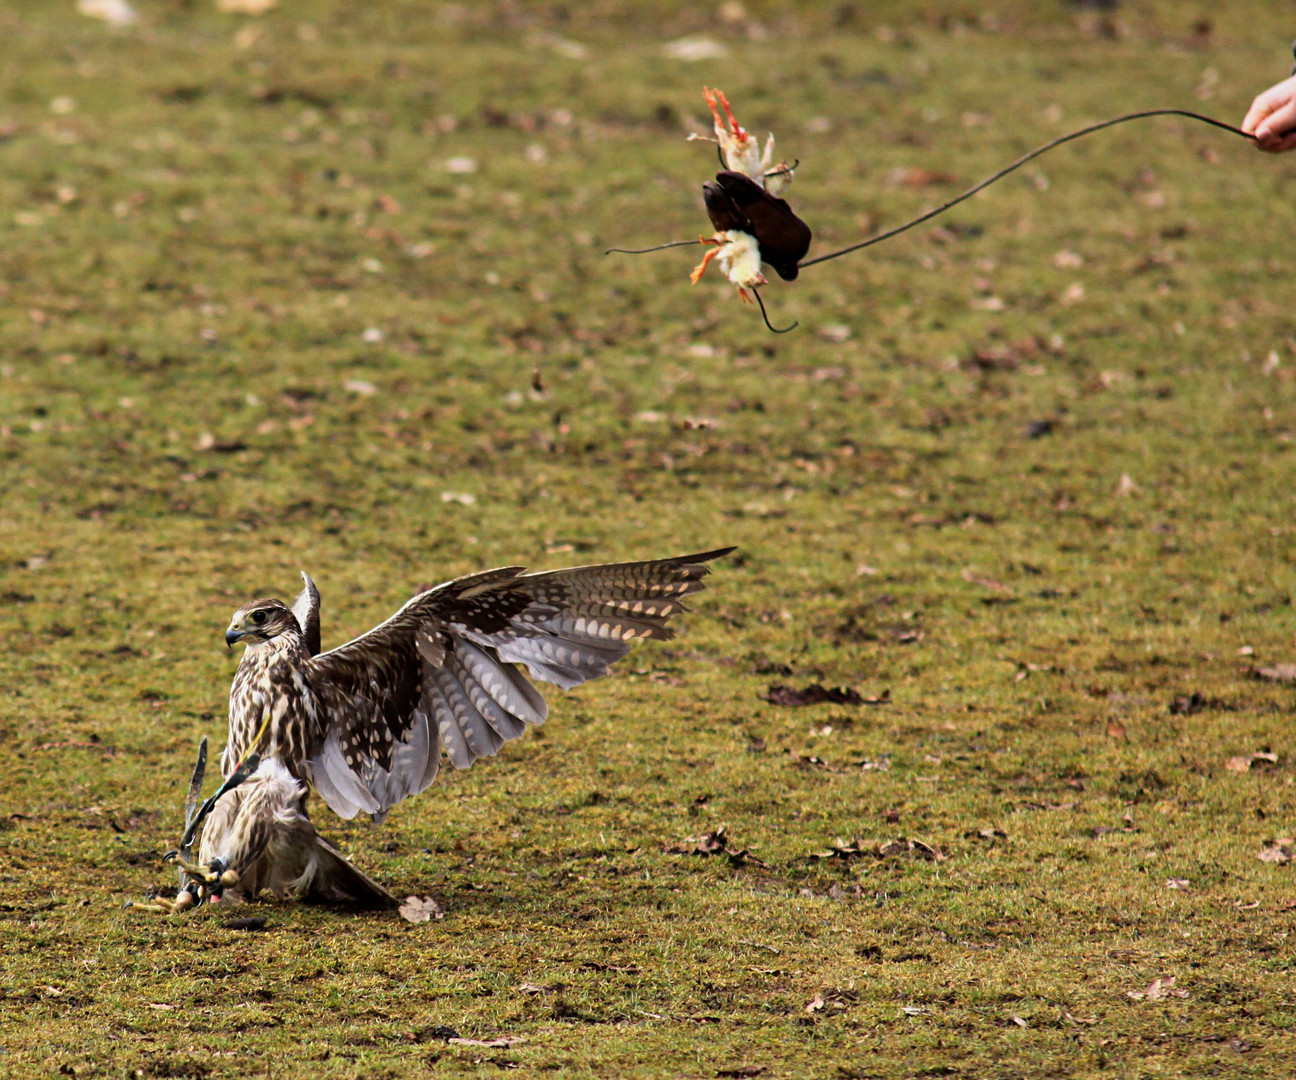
[
  {"xmin": 291, "ymin": 572, "xmax": 321, "ymax": 657},
  {"xmin": 301, "ymin": 548, "xmax": 733, "ymax": 822}
]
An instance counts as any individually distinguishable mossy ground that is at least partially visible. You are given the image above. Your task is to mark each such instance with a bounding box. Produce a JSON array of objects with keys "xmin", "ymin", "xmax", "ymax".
[{"xmin": 1, "ymin": 1, "xmax": 1295, "ymax": 1076}]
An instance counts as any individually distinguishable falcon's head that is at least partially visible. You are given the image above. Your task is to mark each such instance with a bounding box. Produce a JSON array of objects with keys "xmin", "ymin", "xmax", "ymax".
[{"xmin": 225, "ymin": 599, "xmax": 298, "ymax": 648}]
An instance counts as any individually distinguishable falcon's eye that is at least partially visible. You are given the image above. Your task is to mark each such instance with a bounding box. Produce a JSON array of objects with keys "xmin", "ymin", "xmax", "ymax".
[{"xmin": 251, "ymin": 610, "xmax": 268, "ymax": 625}]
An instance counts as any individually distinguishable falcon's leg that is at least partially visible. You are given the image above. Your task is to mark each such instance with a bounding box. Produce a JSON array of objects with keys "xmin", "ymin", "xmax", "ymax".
[
  {"xmin": 123, "ymin": 882, "xmax": 202, "ymax": 915},
  {"xmin": 168, "ymin": 853, "xmax": 241, "ymax": 895}
]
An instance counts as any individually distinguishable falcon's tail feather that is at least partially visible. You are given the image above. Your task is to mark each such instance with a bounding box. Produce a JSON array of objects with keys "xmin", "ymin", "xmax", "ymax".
[{"xmin": 306, "ymin": 835, "xmax": 398, "ymax": 910}]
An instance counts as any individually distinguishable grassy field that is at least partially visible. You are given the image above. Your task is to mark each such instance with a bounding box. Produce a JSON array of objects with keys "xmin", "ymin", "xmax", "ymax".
[{"xmin": 2, "ymin": 0, "xmax": 1295, "ymax": 1076}]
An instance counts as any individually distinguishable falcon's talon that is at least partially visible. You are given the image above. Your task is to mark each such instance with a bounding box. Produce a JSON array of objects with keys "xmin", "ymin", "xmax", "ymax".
[
  {"xmin": 123, "ymin": 900, "xmax": 172, "ymax": 914},
  {"xmin": 173, "ymin": 855, "xmax": 223, "ymax": 885},
  {"xmin": 124, "ymin": 882, "xmax": 201, "ymax": 915}
]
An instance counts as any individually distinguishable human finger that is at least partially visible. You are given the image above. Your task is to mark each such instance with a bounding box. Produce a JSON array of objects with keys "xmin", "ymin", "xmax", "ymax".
[{"xmin": 1255, "ymin": 98, "xmax": 1296, "ymax": 150}]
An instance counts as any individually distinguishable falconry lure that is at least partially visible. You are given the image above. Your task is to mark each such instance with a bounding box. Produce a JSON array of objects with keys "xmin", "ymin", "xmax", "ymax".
[
  {"xmin": 608, "ymin": 92, "xmax": 1261, "ymax": 332},
  {"xmin": 606, "ymin": 88, "xmax": 813, "ymax": 332},
  {"xmin": 134, "ymin": 549, "xmax": 731, "ymax": 910},
  {"xmin": 689, "ymin": 88, "xmax": 812, "ymax": 297}
]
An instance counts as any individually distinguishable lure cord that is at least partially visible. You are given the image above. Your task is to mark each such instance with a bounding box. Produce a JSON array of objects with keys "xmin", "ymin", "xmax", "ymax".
[
  {"xmin": 798, "ymin": 109, "xmax": 1256, "ymax": 268},
  {"xmin": 605, "ymin": 110, "xmax": 1257, "ymax": 268},
  {"xmin": 753, "ymin": 288, "xmax": 796, "ymax": 333},
  {"xmin": 605, "ymin": 238, "xmax": 705, "ymax": 255}
]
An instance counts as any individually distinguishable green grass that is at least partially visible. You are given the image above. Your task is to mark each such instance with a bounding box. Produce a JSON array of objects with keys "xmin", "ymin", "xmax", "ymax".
[{"xmin": 2, "ymin": 1, "xmax": 1296, "ymax": 1076}]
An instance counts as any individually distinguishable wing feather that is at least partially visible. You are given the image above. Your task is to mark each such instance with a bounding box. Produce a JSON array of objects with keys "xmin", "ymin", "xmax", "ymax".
[
  {"xmin": 309, "ymin": 729, "xmax": 381, "ymax": 820},
  {"xmin": 486, "ymin": 632, "xmax": 629, "ymax": 690},
  {"xmin": 357, "ymin": 708, "xmax": 433, "ymax": 824},
  {"xmin": 430, "ymin": 662, "xmax": 504, "ymax": 769},
  {"xmin": 450, "ymin": 639, "xmax": 530, "ymax": 741},
  {"xmin": 291, "ymin": 572, "xmax": 322, "ymax": 657},
  {"xmin": 303, "ymin": 548, "xmax": 732, "ymax": 819}
]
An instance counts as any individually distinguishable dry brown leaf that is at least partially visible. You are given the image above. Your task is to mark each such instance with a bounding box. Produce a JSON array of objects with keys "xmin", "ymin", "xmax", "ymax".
[
  {"xmin": 961, "ymin": 567, "xmax": 1014, "ymax": 595},
  {"xmin": 1252, "ymin": 663, "xmax": 1296, "ymax": 682},
  {"xmin": 662, "ymin": 35, "xmax": 729, "ymax": 61},
  {"xmin": 804, "ymin": 990, "xmax": 854, "ymax": 1015},
  {"xmin": 665, "ymin": 826, "xmax": 767, "ymax": 867},
  {"xmin": 890, "ymin": 166, "xmax": 958, "ymax": 188},
  {"xmin": 1127, "ymin": 975, "xmax": 1188, "ymax": 1002},
  {"xmin": 1168, "ymin": 692, "xmax": 1211, "ymax": 715},
  {"xmin": 399, "ymin": 896, "xmax": 445, "ymax": 923},
  {"xmin": 809, "ymin": 837, "xmax": 867, "ymax": 860},
  {"xmin": 216, "ymin": 0, "xmax": 278, "ymax": 12},
  {"xmin": 877, "ymin": 837, "xmax": 946, "ymax": 861},
  {"xmin": 1226, "ymin": 752, "xmax": 1278, "ymax": 772},
  {"xmin": 195, "ymin": 432, "xmax": 247, "ymax": 454},
  {"xmin": 762, "ymin": 683, "xmax": 876, "ymax": 707},
  {"xmin": 1257, "ymin": 840, "xmax": 1293, "ymax": 865},
  {"xmin": 77, "ymin": 0, "xmax": 137, "ymax": 27}
]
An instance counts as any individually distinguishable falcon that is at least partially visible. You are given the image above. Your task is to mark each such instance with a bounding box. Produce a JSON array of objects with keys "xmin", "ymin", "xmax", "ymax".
[{"xmin": 161, "ymin": 548, "xmax": 732, "ymax": 908}]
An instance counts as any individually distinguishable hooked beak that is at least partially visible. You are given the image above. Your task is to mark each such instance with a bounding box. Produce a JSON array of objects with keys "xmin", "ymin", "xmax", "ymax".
[{"xmin": 225, "ymin": 627, "xmax": 245, "ymax": 649}]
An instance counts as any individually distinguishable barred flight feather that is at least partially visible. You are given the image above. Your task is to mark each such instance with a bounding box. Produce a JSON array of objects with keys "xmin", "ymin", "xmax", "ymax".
[{"xmin": 225, "ymin": 548, "xmax": 732, "ymax": 823}]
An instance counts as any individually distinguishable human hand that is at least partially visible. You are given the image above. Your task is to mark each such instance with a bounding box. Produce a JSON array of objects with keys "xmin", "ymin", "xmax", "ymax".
[{"xmin": 1242, "ymin": 74, "xmax": 1296, "ymax": 152}]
